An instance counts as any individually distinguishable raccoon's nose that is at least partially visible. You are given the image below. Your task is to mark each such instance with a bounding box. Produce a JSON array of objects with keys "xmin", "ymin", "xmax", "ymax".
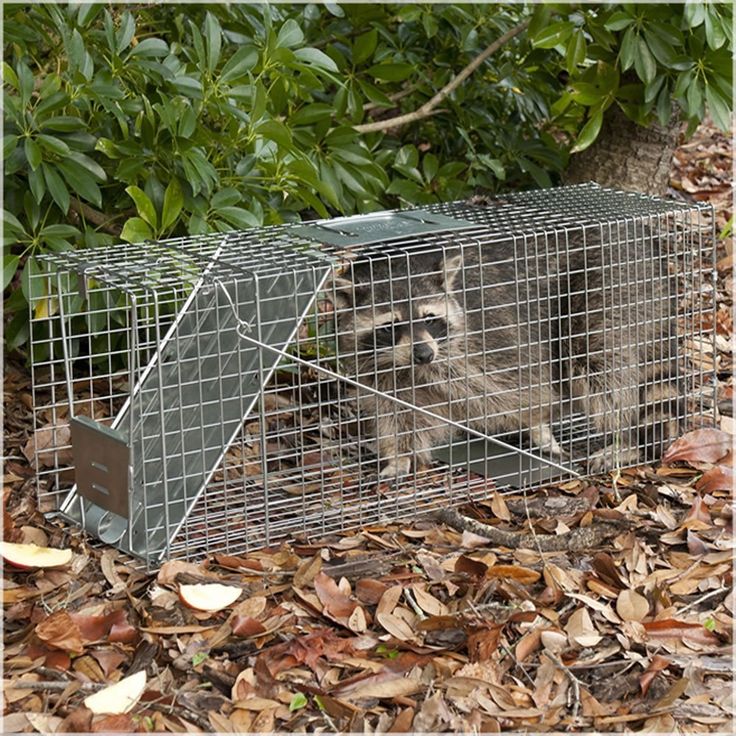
[{"xmin": 413, "ymin": 343, "xmax": 435, "ymax": 364}]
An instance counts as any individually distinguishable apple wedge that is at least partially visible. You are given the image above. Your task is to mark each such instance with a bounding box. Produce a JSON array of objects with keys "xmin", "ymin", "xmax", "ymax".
[
  {"xmin": 179, "ymin": 583, "xmax": 242, "ymax": 612},
  {"xmin": 1, "ymin": 541, "xmax": 72, "ymax": 570},
  {"xmin": 83, "ymin": 670, "xmax": 146, "ymax": 715}
]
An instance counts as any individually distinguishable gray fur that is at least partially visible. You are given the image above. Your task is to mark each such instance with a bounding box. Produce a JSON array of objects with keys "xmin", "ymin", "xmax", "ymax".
[{"xmin": 331, "ymin": 227, "xmax": 679, "ymax": 478}]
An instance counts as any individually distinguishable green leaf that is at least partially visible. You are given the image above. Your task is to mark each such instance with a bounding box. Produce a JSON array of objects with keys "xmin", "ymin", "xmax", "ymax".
[
  {"xmin": 211, "ymin": 188, "xmax": 241, "ymax": 208},
  {"xmin": 161, "ymin": 178, "xmax": 183, "ymax": 231},
  {"xmin": 566, "ymin": 29, "xmax": 587, "ymax": 70},
  {"xmin": 619, "ymin": 27, "xmax": 636, "ymax": 71},
  {"xmin": 69, "ymin": 152, "xmax": 106, "ymax": 181},
  {"xmin": 25, "ymin": 138, "xmax": 42, "ymax": 170},
  {"xmin": 203, "ymin": 12, "xmax": 222, "ymax": 74},
  {"xmin": 366, "ymin": 63, "xmax": 415, "ymax": 82},
  {"xmin": 3, "ymin": 254, "xmax": 20, "ymax": 290},
  {"xmin": 36, "ymin": 90, "xmax": 70, "ymax": 118},
  {"xmin": 704, "ymin": 8, "xmax": 727, "ymax": 50},
  {"xmin": 422, "ymin": 153, "xmax": 438, "ymax": 182},
  {"xmin": 531, "ymin": 21, "xmax": 575, "ymax": 49},
  {"xmin": 77, "ymin": 4, "xmax": 102, "ymax": 27},
  {"xmin": 40, "ymin": 224, "xmax": 80, "ymax": 238},
  {"xmin": 683, "ymin": 2, "xmax": 706, "ymax": 28},
  {"xmin": 644, "ymin": 76, "xmax": 666, "ymax": 104},
  {"xmin": 3, "ymin": 210, "xmax": 27, "ymax": 238},
  {"xmin": 220, "ymin": 46, "xmax": 258, "ymax": 82},
  {"xmin": 293, "ymin": 47, "xmax": 339, "ymax": 72},
  {"xmin": 686, "ymin": 78, "xmax": 703, "ymax": 116},
  {"xmin": 121, "ymin": 217, "xmax": 154, "ymax": 243},
  {"xmin": 571, "ymin": 109, "xmax": 604, "ymax": 153},
  {"xmin": 40, "ymin": 116, "xmax": 84, "ymax": 132},
  {"xmin": 291, "ymin": 103, "xmax": 333, "ymax": 125},
  {"xmin": 570, "ymin": 82, "xmax": 606, "ymax": 106},
  {"xmin": 171, "ymin": 76, "xmax": 203, "ymax": 98},
  {"xmin": 216, "ymin": 206, "xmax": 260, "ymax": 228},
  {"xmin": 604, "ymin": 11, "xmax": 634, "ymax": 32},
  {"xmin": 191, "ymin": 652, "xmax": 208, "ymax": 667},
  {"xmin": 126, "ymin": 186, "xmax": 158, "ymax": 228},
  {"xmin": 20, "ymin": 256, "xmax": 43, "ymax": 302},
  {"xmin": 276, "ymin": 18, "xmax": 304, "ymax": 49},
  {"xmin": 128, "ymin": 38, "xmax": 169, "ymax": 57},
  {"xmin": 37, "ymin": 134, "xmax": 70, "ymax": 157},
  {"xmin": 116, "ymin": 11, "xmax": 135, "ymax": 53},
  {"xmin": 42, "ymin": 163, "xmax": 70, "ymax": 214},
  {"xmin": 68, "ymin": 29, "xmax": 86, "ymax": 75},
  {"xmin": 3, "ymin": 135, "xmax": 17, "ymax": 160},
  {"xmin": 3, "ymin": 62, "xmax": 18, "ymax": 90},
  {"xmin": 289, "ymin": 693, "xmax": 308, "ymax": 712},
  {"xmin": 634, "ymin": 36, "xmax": 657, "ymax": 84},
  {"xmin": 256, "ymin": 120, "xmax": 292, "ymax": 149},
  {"xmin": 644, "ymin": 30, "xmax": 677, "ymax": 67},
  {"xmin": 353, "ymin": 29, "xmax": 377, "ymax": 66},
  {"xmin": 704, "ymin": 84, "xmax": 731, "ymax": 132},
  {"xmin": 251, "ymin": 83, "xmax": 267, "ymax": 122},
  {"xmin": 28, "ymin": 167, "xmax": 46, "ymax": 204}
]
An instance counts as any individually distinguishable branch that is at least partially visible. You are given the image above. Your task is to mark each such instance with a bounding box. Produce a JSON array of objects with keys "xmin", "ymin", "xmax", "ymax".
[
  {"xmin": 69, "ymin": 198, "xmax": 123, "ymax": 236},
  {"xmin": 434, "ymin": 508, "xmax": 621, "ymax": 552},
  {"xmin": 354, "ymin": 17, "xmax": 531, "ymax": 134}
]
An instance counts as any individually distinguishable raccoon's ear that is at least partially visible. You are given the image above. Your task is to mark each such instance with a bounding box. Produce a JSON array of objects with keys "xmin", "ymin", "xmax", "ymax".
[
  {"xmin": 325, "ymin": 276, "xmax": 366, "ymax": 309},
  {"xmin": 439, "ymin": 253, "xmax": 463, "ymax": 292}
]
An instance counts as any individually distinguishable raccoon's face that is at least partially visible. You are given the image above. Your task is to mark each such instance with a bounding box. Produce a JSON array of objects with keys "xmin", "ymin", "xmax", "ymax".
[{"xmin": 330, "ymin": 250, "xmax": 466, "ymax": 377}]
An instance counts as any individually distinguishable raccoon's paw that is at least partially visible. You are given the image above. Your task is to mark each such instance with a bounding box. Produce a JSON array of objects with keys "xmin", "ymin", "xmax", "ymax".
[
  {"xmin": 530, "ymin": 425, "xmax": 564, "ymax": 458},
  {"xmin": 379, "ymin": 456, "xmax": 412, "ymax": 482},
  {"xmin": 586, "ymin": 445, "xmax": 641, "ymax": 474}
]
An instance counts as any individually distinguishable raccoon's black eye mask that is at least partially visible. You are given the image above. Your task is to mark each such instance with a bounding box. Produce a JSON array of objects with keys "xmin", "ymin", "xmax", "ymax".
[
  {"xmin": 372, "ymin": 314, "xmax": 448, "ymax": 344},
  {"xmin": 423, "ymin": 314, "xmax": 448, "ymax": 340}
]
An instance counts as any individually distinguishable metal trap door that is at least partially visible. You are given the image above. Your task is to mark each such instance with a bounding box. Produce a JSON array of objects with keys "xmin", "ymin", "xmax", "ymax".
[{"xmin": 62, "ymin": 265, "xmax": 331, "ymax": 563}]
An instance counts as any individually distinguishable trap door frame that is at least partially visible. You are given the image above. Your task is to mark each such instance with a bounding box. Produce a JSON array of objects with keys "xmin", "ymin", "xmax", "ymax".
[{"xmin": 59, "ymin": 239, "xmax": 334, "ymax": 565}]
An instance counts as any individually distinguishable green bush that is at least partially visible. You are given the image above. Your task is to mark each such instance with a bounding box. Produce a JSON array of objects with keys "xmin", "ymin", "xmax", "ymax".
[{"xmin": 3, "ymin": 3, "xmax": 732, "ymax": 354}]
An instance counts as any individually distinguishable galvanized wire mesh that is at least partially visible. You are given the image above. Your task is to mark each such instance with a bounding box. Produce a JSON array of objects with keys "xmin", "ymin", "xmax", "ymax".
[{"xmin": 29, "ymin": 183, "xmax": 717, "ymax": 567}]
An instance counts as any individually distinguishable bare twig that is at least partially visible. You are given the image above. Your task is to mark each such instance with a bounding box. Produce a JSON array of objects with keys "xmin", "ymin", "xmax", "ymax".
[
  {"xmin": 145, "ymin": 700, "xmax": 213, "ymax": 732},
  {"xmin": 354, "ymin": 18, "xmax": 530, "ymax": 134},
  {"xmin": 546, "ymin": 652, "xmax": 583, "ymax": 722},
  {"xmin": 434, "ymin": 507, "xmax": 621, "ymax": 551},
  {"xmin": 676, "ymin": 586, "xmax": 729, "ymax": 615},
  {"xmin": 6, "ymin": 680, "xmax": 101, "ymax": 692}
]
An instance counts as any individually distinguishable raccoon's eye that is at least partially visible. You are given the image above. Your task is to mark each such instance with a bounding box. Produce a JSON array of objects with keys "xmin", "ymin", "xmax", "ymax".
[
  {"xmin": 376, "ymin": 323, "xmax": 394, "ymax": 334},
  {"xmin": 424, "ymin": 314, "xmax": 439, "ymax": 325}
]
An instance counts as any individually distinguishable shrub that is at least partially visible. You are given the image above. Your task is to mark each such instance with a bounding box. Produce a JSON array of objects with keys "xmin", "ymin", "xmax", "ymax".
[{"xmin": 3, "ymin": 3, "xmax": 732, "ymax": 354}]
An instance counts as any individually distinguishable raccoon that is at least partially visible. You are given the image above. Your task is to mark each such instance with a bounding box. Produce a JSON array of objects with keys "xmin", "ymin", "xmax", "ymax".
[{"xmin": 329, "ymin": 227, "xmax": 680, "ymax": 480}]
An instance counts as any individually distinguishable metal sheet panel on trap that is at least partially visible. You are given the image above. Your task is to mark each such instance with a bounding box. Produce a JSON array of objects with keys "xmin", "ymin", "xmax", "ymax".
[{"xmin": 58, "ymin": 245, "xmax": 332, "ymax": 563}]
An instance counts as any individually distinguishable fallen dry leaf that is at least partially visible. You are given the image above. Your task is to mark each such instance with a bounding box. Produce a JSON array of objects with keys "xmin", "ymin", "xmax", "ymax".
[
  {"xmin": 662, "ymin": 429, "xmax": 732, "ymax": 465},
  {"xmin": 565, "ymin": 607, "xmax": 602, "ymax": 647},
  {"xmin": 35, "ymin": 611, "xmax": 85, "ymax": 654},
  {"xmin": 338, "ymin": 672, "xmax": 422, "ymax": 700},
  {"xmin": 695, "ymin": 464, "xmax": 734, "ymax": 492},
  {"xmin": 616, "ymin": 589, "xmax": 650, "ymax": 622},
  {"xmin": 640, "ymin": 654, "xmax": 671, "ymax": 696}
]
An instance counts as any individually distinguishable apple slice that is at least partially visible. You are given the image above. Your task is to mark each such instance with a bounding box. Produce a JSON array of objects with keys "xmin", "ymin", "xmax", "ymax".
[
  {"xmin": 83, "ymin": 670, "xmax": 146, "ymax": 715},
  {"xmin": 179, "ymin": 583, "xmax": 242, "ymax": 612},
  {"xmin": 1, "ymin": 541, "xmax": 72, "ymax": 570}
]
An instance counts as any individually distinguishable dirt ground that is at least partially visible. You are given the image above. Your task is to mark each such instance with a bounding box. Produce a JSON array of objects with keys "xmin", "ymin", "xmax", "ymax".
[{"xmin": 2, "ymin": 120, "xmax": 733, "ymax": 734}]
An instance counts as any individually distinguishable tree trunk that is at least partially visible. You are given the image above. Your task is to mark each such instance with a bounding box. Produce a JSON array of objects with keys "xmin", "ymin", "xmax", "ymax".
[{"xmin": 564, "ymin": 105, "xmax": 684, "ymax": 196}]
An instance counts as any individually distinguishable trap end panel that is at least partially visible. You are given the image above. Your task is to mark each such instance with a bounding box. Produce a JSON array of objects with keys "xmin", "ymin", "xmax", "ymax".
[{"xmin": 70, "ymin": 416, "xmax": 130, "ymax": 519}]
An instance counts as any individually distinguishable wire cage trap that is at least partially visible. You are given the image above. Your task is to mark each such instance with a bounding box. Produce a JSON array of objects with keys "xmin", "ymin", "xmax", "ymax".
[{"xmin": 30, "ymin": 183, "xmax": 717, "ymax": 567}]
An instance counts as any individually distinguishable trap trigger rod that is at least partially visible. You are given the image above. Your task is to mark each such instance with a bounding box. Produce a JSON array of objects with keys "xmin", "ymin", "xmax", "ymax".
[{"xmin": 214, "ymin": 282, "xmax": 580, "ymax": 477}]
